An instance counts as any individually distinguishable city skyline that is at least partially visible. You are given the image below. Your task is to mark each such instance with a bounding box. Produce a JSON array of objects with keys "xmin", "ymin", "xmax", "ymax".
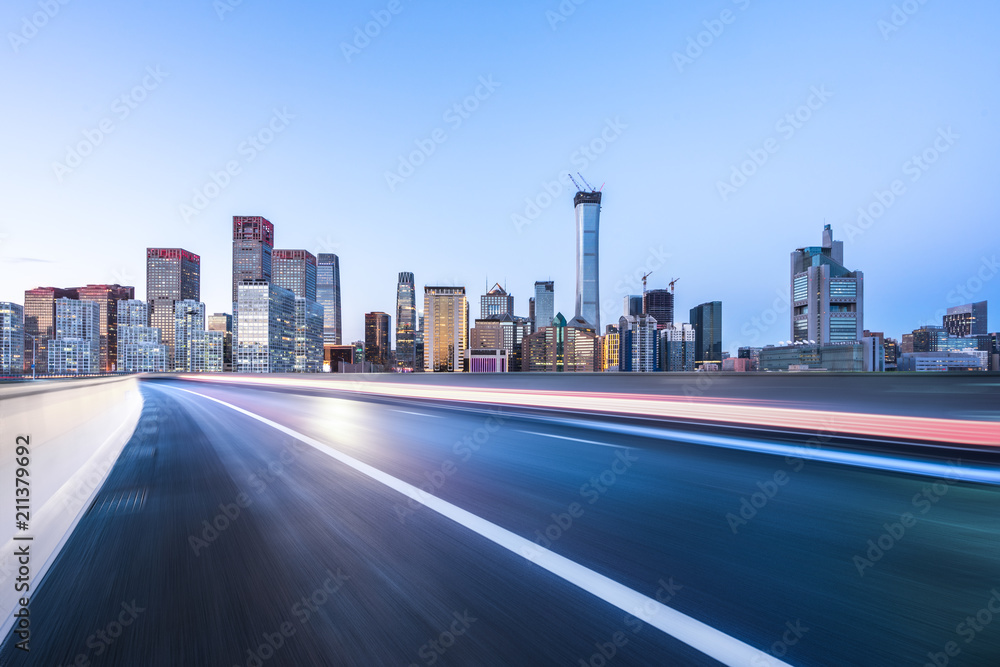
[{"xmin": 2, "ymin": 2, "xmax": 997, "ymax": 350}]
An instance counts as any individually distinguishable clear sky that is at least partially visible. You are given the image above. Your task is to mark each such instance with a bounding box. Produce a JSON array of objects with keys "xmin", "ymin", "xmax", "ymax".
[{"xmin": 1, "ymin": 0, "xmax": 998, "ymax": 350}]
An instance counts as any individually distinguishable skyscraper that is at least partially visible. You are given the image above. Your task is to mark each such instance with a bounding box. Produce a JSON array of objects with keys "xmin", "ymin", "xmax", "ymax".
[
  {"xmin": 790, "ymin": 224, "xmax": 863, "ymax": 344},
  {"xmin": 117, "ymin": 300, "xmax": 168, "ymax": 373},
  {"xmin": 76, "ymin": 284, "xmax": 135, "ymax": 372},
  {"xmin": 147, "ymin": 248, "xmax": 200, "ymax": 367},
  {"xmin": 533, "ymin": 281, "xmax": 554, "ymax": 333},
  {"xmin": 424, "ymin": 286, "xmax": 468, "ymax": 372},
  {"xmin": 317, "ymin": 253, "xmax": 342, "ymax": 346},
  {"xmin": 174, "ymin": 300, "xmax": 206, "ymax": 372},
  {"xmin": 23, "ymin": 286, "xmax": 77, "ymax": 375},
  {"xmin": 522, "ymin": 312, "xmax": 597, "ymax": 372},
  {"xmin": 1, "ymin": 302, "xmax": 24, "ymax": 376},
  {"xmin": 469, "ymin": 314, "xmax": 531, "ymax": 371},
  {"xmin": 207, "ymin": 313, "xmax": 233, "ymax": 372},
  {"xmin": 661, "ymin": 324, "xmax": 696, "ymax": 372},
  {"xmin": 232, "ymin": 216, "xmax": 274, "ymax": 301},
  {"xmin": 293, "ymin": 298, "xmax": 324, "ymax": 373},
  {"xmin": 481, "ymin": 283, "xmax": 514, "ymax": 319},
  {"xmin": 235, "ymin": 280, "xmax": 295, "ymax": 373},
  {"xmin": 619, "ymin": 314, "xmax": 659, "ymax": 372},
  {"xmin": 48, "ymin": 298, "xmax": 100, "ymax": 375},
  {"xmin": 273, "ymin": 249, "xmax": 318, "ymax": 302},
  {"xmin": 943, "ymin": 302, "xmax": 987, "ymax": 337},
  {"xmin": 689, "ymin": 301, "xmax": 723, "ymax": 366},
  {"xmin": 396, "ymin": 272, "xmax": 417, "ymax": 370},
  {"xmin": 364, "ymin": 312, "xmax": 391, "ymax": 368},
  {"xmin": 643, "ymin": 289, "xmax": 674, "ymax": 329},
  {"xmin": 624, "ymin": 295, "xmax": 643, "ymax": 317},
  {"xmin": 573, "ymin": 188, "xmax": 602, "ymax": 331}
]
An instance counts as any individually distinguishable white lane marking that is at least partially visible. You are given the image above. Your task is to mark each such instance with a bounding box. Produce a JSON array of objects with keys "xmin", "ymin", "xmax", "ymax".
[
  {"xmin": 517, "ymin": 430, "xmax": 626, "ymax": 449},
  {"xmin": 392, "ymin": 409, "xmax": 442, "ymax": 418},
  {"xmin": 166, "ymin": 385, "xmax": 787, "ymax": 667}
]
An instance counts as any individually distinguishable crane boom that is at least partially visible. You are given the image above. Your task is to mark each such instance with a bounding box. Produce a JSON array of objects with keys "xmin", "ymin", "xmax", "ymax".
[{"xmin": 577, "ymin": 173, "xmax": 596, "ymax": 192}]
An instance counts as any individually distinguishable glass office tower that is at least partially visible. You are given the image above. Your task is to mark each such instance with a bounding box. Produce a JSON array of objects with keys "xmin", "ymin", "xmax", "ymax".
[
  {"xmin": 533, "ymin": 281, "xmax": 554, "ymax": 332},
  {"xmin": 317, "ymin": 253, "xmax": 342, "ymax": 346},
  {"xmin": 396, "ymin": 272, "xmax": 417, "ymax": 370},
  {"xmin": 574, "ymin": 190, "xmax": 602, "ymax": 331}
]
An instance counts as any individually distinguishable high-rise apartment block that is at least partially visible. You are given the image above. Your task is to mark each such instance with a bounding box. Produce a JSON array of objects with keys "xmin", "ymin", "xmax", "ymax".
[
  {"xmin": 661, "ymin": 324, "xmax": 696, "ymax": 372},
  {"xmin": 619, "ymin": 314, "xmax": 659, "ymax": 372}
]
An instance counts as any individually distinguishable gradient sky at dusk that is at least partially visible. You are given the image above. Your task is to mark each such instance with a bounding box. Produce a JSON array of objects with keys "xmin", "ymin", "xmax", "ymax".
[{"xmin": 1, "ymin": 0, "xmax": 998, "ymax": 349}]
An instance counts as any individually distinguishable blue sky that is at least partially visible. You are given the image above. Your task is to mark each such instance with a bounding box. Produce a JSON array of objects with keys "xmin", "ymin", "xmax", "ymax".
[{"xmin": 1, "ymin": 0, "xmax": 998, "ymax": 349}]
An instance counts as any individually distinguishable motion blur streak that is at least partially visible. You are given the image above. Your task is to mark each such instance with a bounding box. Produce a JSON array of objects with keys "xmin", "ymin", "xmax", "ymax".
[
  {"xmin": 178, "ymin": 375, "xmax": 1000, "ymax": 446},
  {"xmin": 169, "ymin": 385, "xmax": 789, "ymax": 667}
]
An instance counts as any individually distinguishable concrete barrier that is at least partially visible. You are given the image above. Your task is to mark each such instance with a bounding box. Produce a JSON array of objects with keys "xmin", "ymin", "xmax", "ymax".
[{"xmin": 0, "ymin": 376, "xmax": 142, "ymax": 640}]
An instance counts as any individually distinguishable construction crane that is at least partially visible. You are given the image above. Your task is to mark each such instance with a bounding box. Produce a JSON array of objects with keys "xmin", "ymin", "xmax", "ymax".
[
  {"xmin": 641, "ymin": 271, "xmax": 653, "ymax": 293},
  {"xmin": 568, "ymin": 173, "xmax": 583, "ymax": 191},
  {"xmin": 669, "ymin": 277, "xmax": 679, "ymax": 293},
  {"xmin": 577, "ymin": 173, "xmax": 596, "ymax": 192}
]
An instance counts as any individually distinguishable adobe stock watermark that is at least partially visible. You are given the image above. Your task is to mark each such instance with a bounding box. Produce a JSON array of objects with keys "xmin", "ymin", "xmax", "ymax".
[
  {"xmin": 58, "ymin": 600, "xmax": 146, "ymax": 666},
  {"xmin": 717, "ymin": 85, "xmax": 833, "ymax": 202},
  {"xmin": 521, "ymin": 449, "xmax": 638, "ymax": 561},
  {"xmin": 511, "ymin": 117, "xmax": 627, "ymax": 233},
  {"xmin": 188, "ymin": 491, "xmax": 253, "ymax": 556},
  {"xmin": 844, "ymin": 127, "xmax": 958, "ymax": 243},
  {"xmin": 7, "ymin": 0, "xmax": 72, "ymax": 53},
  {"xmin": 673, "ymin": 0, "xmax": 751, "ymax": 73},
  {"xmin": 546, "ymin": 0, "xmax": 588, "ymax": 31},
  {"xmin": 853, "ymin": 459, "xmax": 963, "ymax": 577},
  {"xmin": 385, "ymin": 75, "xmax": 501, "ymax": 192},
  {"xmin": 878, "ymin": 0, "xmax": 931, "ymax": 40},
  {"xmin": 233, "ymin": 568, "xmax": 350, "ymax": 667},
  {"xmin": 179, "ymin": 107, "xmax": 294, "ymax": 223},
  {"xmin": 924, "ymin": 588, "xmax": 1000, "ymax": 667},
  {"xmin": 726, "ymin": 421, "xmax": 834, "ymax": 534},
  {"xmin": 52, "ymin": 66, "xmax": 169, "ymax": 183},
  {"xmin": 580, "ymin": 576, "xmax": 684, "ymax": 667},
  {"xmin": 393, "ymin": 408, "xmax": 507, "ymax": 524},
  {"xmin": 407, "ymin": 610, "xmax": 477, "ymax": 666},
  {"xmin": 214, "ymin": 0, "xmax": 247, "ymax": 21},
  {"xmin": 341, "ymin": 0, "xmax": 406, "ymax": 63}
]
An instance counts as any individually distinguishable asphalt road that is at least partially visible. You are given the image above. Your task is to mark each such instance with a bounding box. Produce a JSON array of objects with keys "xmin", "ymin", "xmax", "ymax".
[{"xmin": 2, "ymin": 378, "xmax": 998, "ymax": 666}]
